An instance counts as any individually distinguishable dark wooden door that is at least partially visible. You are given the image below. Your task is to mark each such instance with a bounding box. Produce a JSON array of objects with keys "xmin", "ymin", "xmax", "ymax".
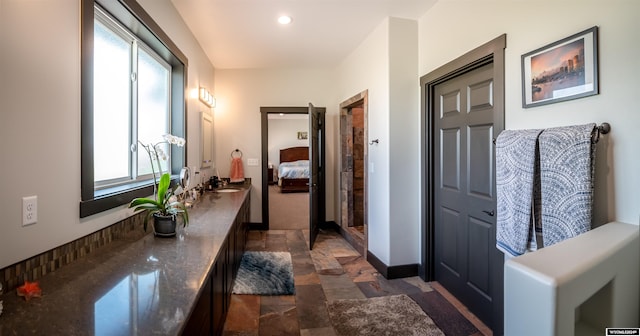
[
  {"xmin": 433, "ymin": 62, "xmax": 503, "ymax": 331},
  {"xmin": 308, "ymin": 103, "xmax": 325, "ymax": 249}
]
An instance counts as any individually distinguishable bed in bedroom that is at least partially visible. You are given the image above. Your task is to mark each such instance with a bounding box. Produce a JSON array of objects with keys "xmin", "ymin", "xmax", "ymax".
[{"xmin": 277, "ymin": 146, "xmax": 310, "ymax": 193}]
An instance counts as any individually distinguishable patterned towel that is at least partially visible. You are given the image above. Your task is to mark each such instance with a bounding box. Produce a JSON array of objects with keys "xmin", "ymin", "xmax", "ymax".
[
  {"xmin": 539, "ymin": 123, "xmax": 596, "ymax": 247},
  {"xmin": 496, "ymin": 128, "xmax": 543, "ymax": 257}
]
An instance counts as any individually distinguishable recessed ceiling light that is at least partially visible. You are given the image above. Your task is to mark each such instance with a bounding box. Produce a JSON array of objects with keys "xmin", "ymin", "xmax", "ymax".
[{"xmin": 278, "ymin": 15, "xmax": 292, "ymax": 25}]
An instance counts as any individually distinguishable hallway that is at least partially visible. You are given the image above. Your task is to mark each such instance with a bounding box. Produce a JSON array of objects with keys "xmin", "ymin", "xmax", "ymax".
[{"xmin": 222, "ymin": 229, "xmax": 491, "ymax": 335}]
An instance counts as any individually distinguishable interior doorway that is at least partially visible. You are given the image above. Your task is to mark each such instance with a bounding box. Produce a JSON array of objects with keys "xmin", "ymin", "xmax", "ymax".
[
  {"xmin": 339, "ymin": 90, "xmax": 368, "ymax": 256},
  {"xmin": 260, "ymin": 106, "xmax": 325, "ymax": 247},
  {"xmin": 266, "ymin": 113, "xmax": 309, "ymax": 230},
  {"xmin": 260, "ymin": 107, "xmax": 308, "ymax": 231}
]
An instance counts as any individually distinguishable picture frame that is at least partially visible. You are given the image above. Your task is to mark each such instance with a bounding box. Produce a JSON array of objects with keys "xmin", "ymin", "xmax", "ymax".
[
  {"xmin": 297, "ymin": 131, "xmax": 308, "ymax": 140},
  {"xmin": 521, "ymin": 26, "xmax": 598, "ymax": 108}
]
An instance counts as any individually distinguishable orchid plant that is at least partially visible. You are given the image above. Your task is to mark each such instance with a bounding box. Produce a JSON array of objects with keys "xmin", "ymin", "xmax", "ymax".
[{"xmin": 129, "ymin": 134, "xmax": 189, "ymax": 231}]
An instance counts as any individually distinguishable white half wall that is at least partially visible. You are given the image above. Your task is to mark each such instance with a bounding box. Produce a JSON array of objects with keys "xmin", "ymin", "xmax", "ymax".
[{"xmin": 418, "ymin": 0, "xmax": 640, "ymax": 227}]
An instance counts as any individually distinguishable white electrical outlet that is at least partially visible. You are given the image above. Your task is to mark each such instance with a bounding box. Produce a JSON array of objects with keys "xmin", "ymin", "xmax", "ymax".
[
  {"xmin": 247, "ymin": 158, "xmax": 259, "ymax": 166},
  {"xmin": 22, "ymin": 196, "xmax": 38, "ymax": 226}
]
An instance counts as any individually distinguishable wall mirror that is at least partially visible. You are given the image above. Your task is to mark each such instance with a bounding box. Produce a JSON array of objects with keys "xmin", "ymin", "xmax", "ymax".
[{"xmin": 201, "ymin": 111, "xmax": 213, "ymax": 168}]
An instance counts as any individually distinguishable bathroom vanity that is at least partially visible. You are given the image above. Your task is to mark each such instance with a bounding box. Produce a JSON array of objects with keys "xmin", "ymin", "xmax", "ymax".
[{"xmin": 0, "ymin": 187, "xmax": 251, "ymax": 335}]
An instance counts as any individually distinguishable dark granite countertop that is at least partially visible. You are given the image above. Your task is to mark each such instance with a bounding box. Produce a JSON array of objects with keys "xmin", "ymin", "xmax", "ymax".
[{"xmin": 0, "ymin": 187, "xmax": 250, "ymax": 335}]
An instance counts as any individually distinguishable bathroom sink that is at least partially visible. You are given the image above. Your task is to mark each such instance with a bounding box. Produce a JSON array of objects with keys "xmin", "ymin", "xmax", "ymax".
[{"xmin": 216, "ymin": 188, "xmax": 242, "ymax": 193}]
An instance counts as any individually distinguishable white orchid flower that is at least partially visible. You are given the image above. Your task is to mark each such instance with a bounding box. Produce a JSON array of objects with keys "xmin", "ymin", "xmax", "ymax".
[
  {"xmin": 163, "ymin": 134, "xmax": 186, "ymax": 147},
  {"xmin": 136, "ymin": 133, "xmax": 187, "ymax": 201},
  {"xmin": 155, "ymin": 147, "xmax": 165, "ymax": 158}
]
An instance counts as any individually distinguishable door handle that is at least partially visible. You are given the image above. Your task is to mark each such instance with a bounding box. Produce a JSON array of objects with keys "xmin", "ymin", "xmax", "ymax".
[{"xmin": 482, "ymin": 210, "xmax": 495, "ymax": 217}]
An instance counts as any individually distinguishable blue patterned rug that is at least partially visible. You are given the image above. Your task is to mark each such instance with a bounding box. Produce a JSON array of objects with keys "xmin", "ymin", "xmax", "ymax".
[{"xmin": 232, "ymin": 251, "xmax": 295, "ymax": 295}]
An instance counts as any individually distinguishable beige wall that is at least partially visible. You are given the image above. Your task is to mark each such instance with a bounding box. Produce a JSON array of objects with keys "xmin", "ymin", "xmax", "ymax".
[
  {"xmin": 0, "ymin": 0, "xmax": 215, "ymax": 268},
  {"xmin": 419, "ymin": 0, "xmax": 640, "ymax": 226},
  {"xmin": 140, "ymin": 0, "xmax": 218, "ymax": 182},
  {"xmin": 213, "ymin": 68, "xmax": 337, "ymax": 224}
]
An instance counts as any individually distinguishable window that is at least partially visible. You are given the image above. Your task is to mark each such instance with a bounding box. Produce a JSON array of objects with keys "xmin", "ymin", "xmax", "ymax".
[
  {"xmin": 81, "ymin": 0, "xmax": 188, "ymax": 218},
  {"xmin": 93, "ymin": 10, "xmax": 171, "ymax": 187}
]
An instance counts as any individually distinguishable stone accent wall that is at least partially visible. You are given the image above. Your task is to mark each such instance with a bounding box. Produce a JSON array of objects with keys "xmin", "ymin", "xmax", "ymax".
[
  {"xmin": 339, "ymin": 90, "xmax": 368, "ymax": 256},
  {"xmin": 352, "ymin": 107, "xmax": 365, "ymax": 227},
  {"xmin": 340, "ymin": 111, "xmax": 354, "ymax": 228}
]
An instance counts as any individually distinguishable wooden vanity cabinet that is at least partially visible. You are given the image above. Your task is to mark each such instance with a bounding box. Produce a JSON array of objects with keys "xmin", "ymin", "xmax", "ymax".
[
  {"xmin": 183, "ymin": 194, "xmax": 250, "ymax": 336},
  {"xmin": 183, "ymin": 275, "xmax": 213, "ymax": 335}
]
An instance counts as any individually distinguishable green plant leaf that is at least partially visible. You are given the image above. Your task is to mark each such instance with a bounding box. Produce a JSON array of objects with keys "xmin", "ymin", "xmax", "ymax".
[
  {"xmin": 128, "ymin": 171, "xmax": 190, "ymax": 230},
  {"xmin": 129, "ymin": 197, "xmax": 160, "ymax": 208},
  {"xmin": 157, "ymin": 173, "xmax": 171, "ymax": 206},
  {"xmin": 131, "ymin": 204, "xmax": 159, "ymax": 212}
]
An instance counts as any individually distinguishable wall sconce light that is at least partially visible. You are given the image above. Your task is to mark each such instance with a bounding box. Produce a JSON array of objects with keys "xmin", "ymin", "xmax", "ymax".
[{"xmin": 199, "ymin": 87, "xmax": 216, "ymax": 108}]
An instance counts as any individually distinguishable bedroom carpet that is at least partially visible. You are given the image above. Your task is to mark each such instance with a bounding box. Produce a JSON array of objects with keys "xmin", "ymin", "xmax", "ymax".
[
  {"xmin": 268, "ymin": 185, "xmax": 309, "ymax": 230},
  {"xmin": 327, "ymin": 294, "xmax": 444, "ymax": 336},
  {"xmin": 232, "ymin": 251, "xmax": 295, "ymax": 295}
]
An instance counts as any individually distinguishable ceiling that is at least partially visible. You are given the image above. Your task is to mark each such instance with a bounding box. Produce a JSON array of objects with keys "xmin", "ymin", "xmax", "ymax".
[{"xmin": 170, "ymin": 0, "xmax": 437, "ymax": 69}]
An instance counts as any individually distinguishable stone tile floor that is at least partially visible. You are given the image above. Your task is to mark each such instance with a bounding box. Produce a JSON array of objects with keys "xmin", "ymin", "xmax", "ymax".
[{"xmin": 222, "ymin": 229, "xmax": 491, "ymax": 336}]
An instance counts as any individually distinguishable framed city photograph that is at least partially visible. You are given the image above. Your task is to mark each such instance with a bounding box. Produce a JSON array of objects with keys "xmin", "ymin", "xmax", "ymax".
[{"xmin": 521, "ymin": 26, "xmax": 599, "ymax": 108}]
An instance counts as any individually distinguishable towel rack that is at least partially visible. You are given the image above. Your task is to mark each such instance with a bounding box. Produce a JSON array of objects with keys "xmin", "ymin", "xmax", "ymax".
[
  {"xmin": 231, "ymin": 149, "xmax": 243, "ymax": 158},
  {"xmin": 593, "ymin": 122, "xmax": 611, "ymax": 143},
  {"xmin": 493, "ymin": 123, "xmax": 611, "ymax": 145}
]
